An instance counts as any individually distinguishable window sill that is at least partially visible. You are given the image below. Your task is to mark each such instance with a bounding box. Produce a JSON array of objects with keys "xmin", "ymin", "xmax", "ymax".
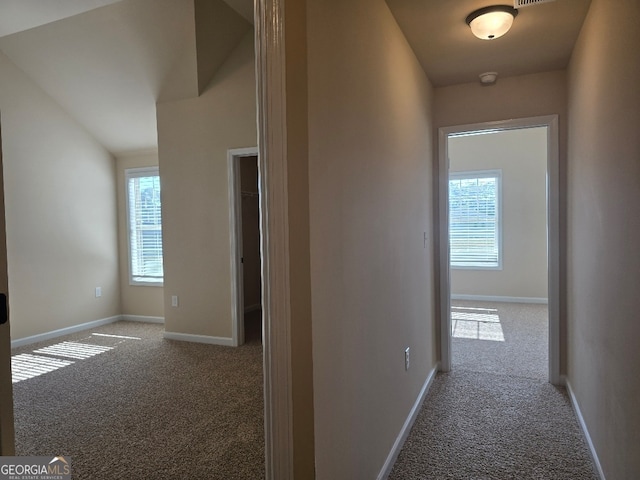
[
  {"xmin": 129, "ymin": 280, "xmax": 164, "ymax": 287},
  {"xmin": 451, "ymin": 265, "xmax": 502, "ymax": 271}
]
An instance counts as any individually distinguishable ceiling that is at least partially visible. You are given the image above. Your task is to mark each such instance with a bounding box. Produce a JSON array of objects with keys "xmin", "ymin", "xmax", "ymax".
[
  {"xmin": 0, "ymin": 0, "xmax": 196, "ymax": 154},
  {"xmin": 0, "ymin": 0, "xmax": 253, "ymax": 37},
  {"xmin": 386, "ymin": 0, "xmax": 592, "ymax": 87},
  {"xmin": 0, "ymin": 0, "xmax": 123, "ymax": 37},
  {"xmin": 0, "ymin": 0, "xmax": 590, "ymax": 155},
  {"xmin": 220, "ymin": 0, "xmax": 253, "ymax": 23},
  {"xmin": 0, "ymin": 0, "xmax": 251, "ymax": 155}
]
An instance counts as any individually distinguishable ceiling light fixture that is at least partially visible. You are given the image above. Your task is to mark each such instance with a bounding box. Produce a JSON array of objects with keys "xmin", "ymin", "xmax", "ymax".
[{"xmin": 466, "ymin": 5, "xmax": 518, "ymax": 40}]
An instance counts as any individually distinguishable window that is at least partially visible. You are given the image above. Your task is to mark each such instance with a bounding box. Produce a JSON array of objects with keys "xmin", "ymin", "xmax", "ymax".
[
  {"xmin": 125, "ymin": 167, "xmax": 163, "ymax": 284},
  {"xmin": 449, "ymin": 170, "xmax": 501, "ymax": 269}
]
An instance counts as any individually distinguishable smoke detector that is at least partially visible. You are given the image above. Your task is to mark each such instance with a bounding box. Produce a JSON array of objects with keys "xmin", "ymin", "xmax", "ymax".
[{"xmin": 479, "ymin": 72, "xmax": 498, "ymax": 85}]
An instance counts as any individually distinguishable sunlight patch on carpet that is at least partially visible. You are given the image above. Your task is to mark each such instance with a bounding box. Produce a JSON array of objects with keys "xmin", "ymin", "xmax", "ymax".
[
  {"xmin": 11, "ymin": 333, "xmax": 143, "ymax": 384},
  {"xmin": 33, "ymin": 341, "xmax": 114, "ymax": 360},
  {"xmin": 452, "ymin": 305, "xmax": 505, "ymax": 341},
  {"xmin": 11, "ymin": 354, "xmax": 74, "ymax": 383},
  {"xmin": 92, "ymin": 333, "xmax": 141, "ymax": 340}
]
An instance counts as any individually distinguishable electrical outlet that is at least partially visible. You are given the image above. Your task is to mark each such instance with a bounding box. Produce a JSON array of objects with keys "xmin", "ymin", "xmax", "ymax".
[
  {"xmin": 171, "ymin": 295, "xmax": 179, "ymax": 307},
  {"xmin": 405, "ymin": 347, "xmax": 410, "ymax": 371},
  {"xmin": 95, "ymin": 287, "xmax": 102, "ymax": 298}
]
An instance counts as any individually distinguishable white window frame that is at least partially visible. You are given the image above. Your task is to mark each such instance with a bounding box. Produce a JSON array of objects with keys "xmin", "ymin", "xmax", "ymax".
[
  {"xmin": 449, "ymin": 169, "xmax": 503, "ymax": 270},
  {"xmin": 125, "ymin": 166, "xmax": 163, "ymax": 286}
]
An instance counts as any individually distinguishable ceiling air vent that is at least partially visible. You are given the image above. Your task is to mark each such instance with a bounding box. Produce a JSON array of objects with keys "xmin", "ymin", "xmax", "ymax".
[{"xmin": 514, "ymin": 0, "xmax": 556, "ymax": 8}]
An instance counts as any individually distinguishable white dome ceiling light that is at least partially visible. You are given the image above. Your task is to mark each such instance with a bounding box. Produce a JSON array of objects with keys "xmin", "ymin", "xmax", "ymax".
[{"xmin": 466, "ymin": 5, "xmax": 519, "ymax": 40}]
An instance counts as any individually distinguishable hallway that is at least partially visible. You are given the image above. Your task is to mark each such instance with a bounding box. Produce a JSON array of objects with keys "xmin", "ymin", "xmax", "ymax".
[{"xmin": 389, "ymin": 302, "xmax": 598, "ymax": 479}]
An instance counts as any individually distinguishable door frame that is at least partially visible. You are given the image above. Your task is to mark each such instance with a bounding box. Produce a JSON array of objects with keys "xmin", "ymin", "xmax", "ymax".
[
  {"xmin": 228, "ymin": 147, "xmax": 259, "ymax": 347},
  {"xmin": 437, "ymin": 115, "xmax": 561, "ymax": 385},
  {"xmin": 0, "ymin": 0, "xmax": 294, "ymax": 467},
  {"xmin": 0, "ymin": 119, "xmax": 15, "ymax": 454},
  {"xmin": 255, "ymin": 0, "xmax": 294, "ymax": 476},
  {"xmin": 0, "ymin": 0, "xmax": 295, "ymax": 469}
]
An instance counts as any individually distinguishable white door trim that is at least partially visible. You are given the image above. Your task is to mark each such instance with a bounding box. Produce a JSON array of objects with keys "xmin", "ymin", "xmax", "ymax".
[
  {"xmin": 438, "ymin": 115, "xmax": 562, "ymax": 385},
  {"xmin": 228, "ymin": 147, "xmax": 259, "ymax": 347},
  {"xmin": 255, "ymin": 0, "xmax": 294, "ymax": 478},
  {"xmin": 0, "ymin": 124, "xmax": 14, "ymax": 454}
]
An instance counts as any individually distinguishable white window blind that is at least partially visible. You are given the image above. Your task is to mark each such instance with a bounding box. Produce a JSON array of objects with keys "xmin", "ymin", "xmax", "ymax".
[
  {"xmin": 449, "ymin": 170, "xmax": 501, "ymax": 269},
  {"xmin": 126, "ymin": 167, "xmax": 163, "ymax": 284}
]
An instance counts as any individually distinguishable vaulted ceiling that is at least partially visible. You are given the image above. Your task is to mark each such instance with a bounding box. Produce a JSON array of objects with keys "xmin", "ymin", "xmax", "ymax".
[
  {"xmin": 0, "ymin": 0, "xmax": 123, "ymax": 37},
  {"xmin": 0, "ymin": 0, "xmax": 591, "ymax": 155},
  {"xmin": 0, "ymin": 0, "xmax": 251, "ymax": 155}
]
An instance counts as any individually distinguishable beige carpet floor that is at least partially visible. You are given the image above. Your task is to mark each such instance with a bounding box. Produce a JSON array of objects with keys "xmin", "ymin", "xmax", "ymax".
[
  {"xmin": 452, "ymin": 301, "xmax": 548, "ymax": 380},
  {"xmin": 11, "ymin": 320, "xmax": 264, "ymax": 479},
  {"xmin": 389, "ymin": 301, "xmax": 599, "ymax": 479}
]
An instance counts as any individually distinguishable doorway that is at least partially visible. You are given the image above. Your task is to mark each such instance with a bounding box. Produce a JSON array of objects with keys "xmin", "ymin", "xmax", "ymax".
[
  {"xmin": 438, "ymin": 116, "xmax": 561, "ymax": 384},
  {"xmin": 228, "ymin": 147, "xmax": 262, "ymax": 346}
]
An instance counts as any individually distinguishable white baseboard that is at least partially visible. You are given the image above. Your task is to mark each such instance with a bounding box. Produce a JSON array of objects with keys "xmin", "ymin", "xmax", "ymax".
[
  {"xmin": 244, "ymin": 304, "xmax": 262, "ymax": 313},
  {"xmin": 566, "ymin": 381, "xmax": 606, "ymax": 480},
  {"xmin": 377, "ymin": 362, "xmax": 440, "ymax": 480},
  {"xmin": 163, "ymin": 331, "xmax": 234, "ymax": 347},
  {"xmin": 451, "ymin": 294, "xmax": 548, "ymax": 304},
  {"xmin": 121, "ymin": 315, "xmax": 164, "ymax": 324},
  {"xmin": 11, "ymin": 315, "xmax": 122, "ymax": 348}
]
